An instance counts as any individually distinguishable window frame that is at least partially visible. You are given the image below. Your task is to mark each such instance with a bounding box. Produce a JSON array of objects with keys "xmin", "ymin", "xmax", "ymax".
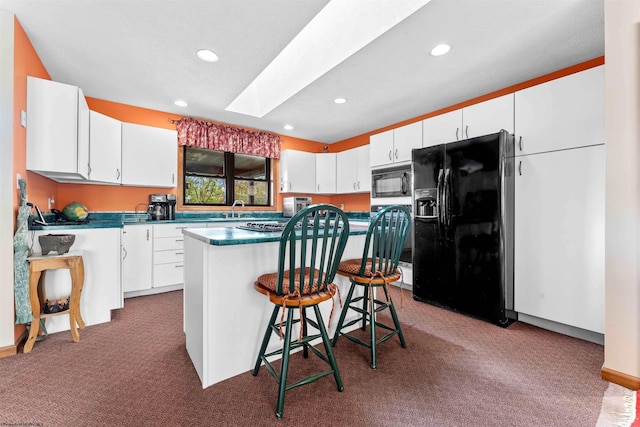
[{"xmin": 181, "ymin": 146, "xmax": 272, "ymax": 207}]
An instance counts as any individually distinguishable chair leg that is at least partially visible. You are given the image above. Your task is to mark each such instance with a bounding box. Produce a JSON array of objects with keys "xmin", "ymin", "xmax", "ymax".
[
  {"xmin": 253, "ymin": 305, "xmax": 280, "ymax": 376},
  {"xmin": 275, "ymin": 308, "xmax": 294, "ymax": 419},
  {"xmin": 361, "ymin": 283, "xmax": 369, "ymax": 330},
  {"xmin": 302, "ymin": 307, "xmax": 309, "ymax": 358},
  {"xmin": 331, "ymin": 280, "xmax": 357, "ymax": 346},
  {"xmin": 369, "ymin": 285, "xmax": 377, "ymax": 369},
  {"xmin": 314, "ymin": 305, "xmax": 344, "ymax": 392},
  {"xmin": 382, "ymin": 285, "xmax": 407, "ymax": 348}
]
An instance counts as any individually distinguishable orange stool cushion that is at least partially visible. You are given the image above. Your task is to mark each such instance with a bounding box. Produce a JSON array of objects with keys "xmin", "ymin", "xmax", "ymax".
[
  {"xmin": 257, "ymin": 267, "xmax": 324, "ymax": 295},
  {"xmin": 337, "ymin": 258, "xmax": 400, "ymax": 278}
]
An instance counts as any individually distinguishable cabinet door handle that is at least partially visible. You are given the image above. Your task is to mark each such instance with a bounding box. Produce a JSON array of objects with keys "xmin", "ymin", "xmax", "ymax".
[
  {"xmin": 465, "ymin": 125, "xmax": 468, "ymax": 139},
  {"xmin": 353, "ymin": 182, "xmax": 356, "ymax": 190},
  {"xmin": 122, "ymin": 247, "xmax": 127, "ymax": 260},
  {"xmin": 116, "ymin": 168, "xmax": 120, "ymax": 179},
  {"xmin": 357, "ymin": 181, "xmax": 360, "ymax": 189},
  {"xmin": 175, "ymin": 252, "xmax": 183, "ymax": 255},
  {"xmin": 88, "ymin": 164, "xmax": 92, "ymax": 175},
  {"xmin": 456, "ymin": 128, "xmax": 459, "ymax": 140},
  {"xmin": 147, "ymin": 229, "xmax": 150, "ymax": 240},
  {"xmin": 395, "ymin": 149, "xmax": 398, "ymax": 159},
  {"xmin": 518, "ymin": 160, "xmax": 522, "ymax": 176},
  {"xmin": 175, "ymin": 265, "xmax": 183, "ymax": 268},
  {"xmin": 388, "ymin": 150, "xmax": 392, "ymax": 161},
  {"xmin": 317, "ymin": 184, "xmax": 320, "ymax": 192},
  {"xmin": 176, "ymin": 239, "xmax": 184, "ymax": 242},
  {"xmin": 172, "ymin": 173, "xmax": 175, "ymax": 184},
  {"xmin": 175, "ymin": 226, "xmax": 187, "ymax": 230},
  {"xmin": 518, "ymin": 136, "xmax": 523, "ymax": 151}
]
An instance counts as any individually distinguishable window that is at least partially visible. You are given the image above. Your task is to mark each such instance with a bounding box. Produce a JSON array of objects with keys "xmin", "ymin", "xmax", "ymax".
[{"xmin": 183, "ymin": 147, "xmax": 271, "ymax": 206}]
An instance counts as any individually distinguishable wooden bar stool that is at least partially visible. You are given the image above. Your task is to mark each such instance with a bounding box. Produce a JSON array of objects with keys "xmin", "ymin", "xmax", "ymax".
[
  {"xmin": 252, "ymin": 204, "xmax": 350, "ymax": 419},
  {"xmin": 332, "ymin": 205, "xmax": 411, "ymax": 369},
  {"xmin": 24, "ymin": 252, "xmax": 85, "ymax": 353}
]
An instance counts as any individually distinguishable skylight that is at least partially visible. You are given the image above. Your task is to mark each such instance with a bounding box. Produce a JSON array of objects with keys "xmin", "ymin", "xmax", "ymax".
[{"xmin": 225, "ymin": 0, "xmax": 432, "ymax": 118}]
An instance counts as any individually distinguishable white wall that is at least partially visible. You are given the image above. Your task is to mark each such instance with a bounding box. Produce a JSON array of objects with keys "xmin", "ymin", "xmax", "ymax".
[
  {"xmin": 604, "ymin": 0, "xmax": 640, "ymax": 381},
  {"xmin": 0, "ymin": 10, "xmax": 15, "ymax": 349}
]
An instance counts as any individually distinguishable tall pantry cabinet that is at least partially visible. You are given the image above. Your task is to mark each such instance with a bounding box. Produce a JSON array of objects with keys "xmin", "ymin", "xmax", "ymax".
[{"xmin": 513, "ymin": 65, "xmax": 605, "ymax": 335}]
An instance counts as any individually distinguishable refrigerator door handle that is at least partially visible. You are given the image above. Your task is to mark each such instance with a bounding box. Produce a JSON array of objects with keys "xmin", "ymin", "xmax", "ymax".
[
  {"xmin": 436, "ymin": 168, "xmax": 444, "ymax": 228},
  {"xmin": 444, "ymin": 168, "xmax": 451, "ymax": 228}
]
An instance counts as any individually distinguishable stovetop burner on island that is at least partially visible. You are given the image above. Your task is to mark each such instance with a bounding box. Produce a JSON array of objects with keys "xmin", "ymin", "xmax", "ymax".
[{"xmin": 236, "ymin": 221, "xmax": 326, "ymax": 233}]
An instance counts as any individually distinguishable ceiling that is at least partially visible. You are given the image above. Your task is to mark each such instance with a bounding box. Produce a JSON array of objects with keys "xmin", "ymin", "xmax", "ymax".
[{"xmin": 0, "ymin": 0, "xmax": 604, "ymax": 144}]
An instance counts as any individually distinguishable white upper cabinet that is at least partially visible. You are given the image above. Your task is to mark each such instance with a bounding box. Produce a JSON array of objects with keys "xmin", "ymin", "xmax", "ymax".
[
  {"xmin": 26, "ymin": 76, "xmax": 90, "ymax": 181},
  {"xmin": 279, "ymin": 149, "xmax": 316, "ymax": 193},
  {"xmin": 370, "ymin": 121, "xmax": 422, "ymax": 167},
  {"xmin": 121, "ymin": 122, "xmax": 178, "ymax": 187},
  {"xmin": 89, "ymin": 111, "xmax": 122, "ymax": 184},
  {"xmin": 422, "ymin": 109, "xmax": 462, "ymax": 148},
  {"xmin": 370, "ymin": 129, "xmax": 393, "ymax": 167},
  {"xmin": 514, "ymin": 65, "xmax": 604, "ymax": 155},
  {"xmin": 422, "ymin": 94, "xmax": 514, "ymax": 148},
  {"xmin": 315, "ymin": 153, "xmax": 336, "ymax": 194},
  {"xmin": 355, "ymin": 145, "xmax": 371, "ymax": 192},
  {"xmin": 392, "ymin": 121, "xmax": 423, "ymax": 164},
  {"xmin": 462, "ymin": 94, "xmax": 514, "ymax": 138},
  {"xmin": 337, "ymin": 145, "xmax": 370, "ymax": 194}
]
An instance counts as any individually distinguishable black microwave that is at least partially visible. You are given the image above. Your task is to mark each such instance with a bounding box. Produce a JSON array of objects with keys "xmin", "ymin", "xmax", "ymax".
[{"xmin": 371, "ymin": 165, "xmax": 412, "ymax": 198}]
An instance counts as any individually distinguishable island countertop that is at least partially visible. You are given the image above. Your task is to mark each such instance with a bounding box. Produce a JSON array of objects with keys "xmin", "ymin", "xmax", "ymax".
[{"xmin": 182, "ymin": 223, "xmax": 369, "ymax": 246}]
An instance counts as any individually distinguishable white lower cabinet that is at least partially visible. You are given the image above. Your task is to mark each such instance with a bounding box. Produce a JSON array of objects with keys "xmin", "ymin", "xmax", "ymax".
[
  {"xmin": 514, "ymin": 144, "xmax": 605, "ymax": 333},
  {"xmin": 30, "ymin": 228, "xmax": 122, "ymax": 333},
  {"xmin": 121, "ymin": 224, "xmax": 153, "ymax": 293},
  {"xmin": 152, "ymin": 223, "xmax": 198, "ymax": 288}
]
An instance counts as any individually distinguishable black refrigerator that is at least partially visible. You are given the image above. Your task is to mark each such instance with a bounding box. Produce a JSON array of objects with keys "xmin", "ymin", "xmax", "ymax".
[{"xmin": 412, "ymin": 130, "xmax": 516, "ymax": 326}]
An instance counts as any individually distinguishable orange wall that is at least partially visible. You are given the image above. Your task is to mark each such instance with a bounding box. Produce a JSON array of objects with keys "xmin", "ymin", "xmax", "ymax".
[
  {"xmin": 13, "ymin": 18, "xmax": 55, "ymax": 221},
  {"xmin": 15, "ymin": 28, "xmax": 604, "ymax": 216},
  {"xmin": 12, "ymin": 18, "xmax": 54, "ymax": 342}
]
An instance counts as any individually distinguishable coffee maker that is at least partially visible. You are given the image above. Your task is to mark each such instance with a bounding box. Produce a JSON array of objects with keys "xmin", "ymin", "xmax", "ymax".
[
  {"xmin": 166, "ymin": 194, "xmax": 176, "ymax": 220},
  {"xmin": 148, "ymin": 194, "xmax": 168, "ymax": 220}
]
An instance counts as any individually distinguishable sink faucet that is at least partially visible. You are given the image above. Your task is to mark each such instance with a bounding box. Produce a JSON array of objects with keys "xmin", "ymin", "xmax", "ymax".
[{"xmin": 231, "ymin": 200, "xmax": 245, "ymax": 218}]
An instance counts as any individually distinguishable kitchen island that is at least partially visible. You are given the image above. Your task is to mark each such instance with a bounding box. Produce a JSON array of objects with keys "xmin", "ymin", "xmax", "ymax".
[{"xmin": 182, "ymin": 225, "xmax": 369, "ymax": 389}]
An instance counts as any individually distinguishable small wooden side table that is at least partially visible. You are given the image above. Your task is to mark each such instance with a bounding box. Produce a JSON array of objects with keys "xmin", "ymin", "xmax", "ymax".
[{"xmin": 24, "ymin": 251, "xmax": 86, "ymax": 353}]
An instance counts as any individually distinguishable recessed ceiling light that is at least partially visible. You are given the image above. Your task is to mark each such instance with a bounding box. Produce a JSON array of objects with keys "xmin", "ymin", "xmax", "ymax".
[
  {"xmin": 174, "ymin": 100, "xmax": 188, "ymax": 107},
  {"xmin": 196, "ymin": 49, "xmax": 219, "ymax": 62},
  {"xmin": 334, "ymin": 97, "xmax": 347, "ymax": 104},
  {"xmin": 430, "ymin": 44, "xmax": 451, "ymax": 56},
  {"xmin": 283, "ymin": 124, "xmax": 294, "ymax": 130}
]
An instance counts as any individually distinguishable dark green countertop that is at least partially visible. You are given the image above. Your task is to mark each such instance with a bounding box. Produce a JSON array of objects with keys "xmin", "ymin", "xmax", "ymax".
[{"xmin": 182, "ymin": 224, "xmax": 368, "ymax": 246}]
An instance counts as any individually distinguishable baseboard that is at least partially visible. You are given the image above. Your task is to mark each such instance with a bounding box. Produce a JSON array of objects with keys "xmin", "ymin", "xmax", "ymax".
[
  {"xmin": 602, "ymin": 367, "xmax": 640, "ymax": 390},
  {"xmin": 124, "ymin": 284, "xmax": 183, "ymax": 299},
  {"xmin": 517, "ymin": 312, "xmax": 604, "ymax": 345},
  {"xmin": 0, "ymin": 329, "xmax": 28, "ymax": 358}
]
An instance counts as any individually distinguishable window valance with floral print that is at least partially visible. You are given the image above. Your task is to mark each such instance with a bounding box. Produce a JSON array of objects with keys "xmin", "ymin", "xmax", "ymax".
[{"xmin": 176, "ymin": 117, "xmax": 281, "ymax": 159}]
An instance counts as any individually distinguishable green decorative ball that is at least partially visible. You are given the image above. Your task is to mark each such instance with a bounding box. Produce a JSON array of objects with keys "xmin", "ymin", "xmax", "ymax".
[{"xmin": 62, "ymin": 201, "xmax": 89, "ymax": 221}]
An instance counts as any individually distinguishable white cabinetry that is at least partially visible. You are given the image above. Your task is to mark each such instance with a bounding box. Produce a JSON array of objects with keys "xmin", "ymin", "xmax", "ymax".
[
  {"xmin": 514, "ymin": 145, "xmax": 604, "ymax": 333},
  {"xmin": 30, "ymin": 228, "xmax": 122, "ymax": 333},
  {"xmin": 279, "ymin": 149, "xmax": 316, "ymax": 193},
  {"xmin": 26, "ymin": 76, "xmax": 90, "ymax": 181},
  {"xmin": 121, "ymin": 122, "xmax": 178, "ymax": 187},
  {"xmin": 370, "ymin": 121, "xmax": 422, "ymax": 167},
  {"xmin": 89, "ymin": 111, "xmax": 122, "ymax": 184},
  {"xmin": 121, "ymin": 224, "xmax": 153, "ymax": 293},
  {"xmin": 153, "ymin": 223, "xmax": 197, "ymax": 288},
  {"xmin": 336, "ymin": 145, "xmax": 370, "ymax": 194},
  {"xmin": 315, "ymin": 153, "xmax": 336, "ymax": 193},
  {"xmin": 422, "ymin": 94, "xmax": 514, "ymax": 148},
  {"xmin": 422, "ymin": 110, "xmax": 462, "ymax": 148},
  {"xmin": 462, "ymin": 94, "xmax": 514, "ymax": 139},
  {"xmin": 514, "ymin": 66, "xmax": 604, "ymax": 155}
]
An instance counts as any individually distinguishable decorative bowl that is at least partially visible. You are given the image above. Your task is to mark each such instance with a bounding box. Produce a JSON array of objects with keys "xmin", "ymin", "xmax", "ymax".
[{"xmin": 39, "ymin": 234, "xmax": 76, "ymax": 255}]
